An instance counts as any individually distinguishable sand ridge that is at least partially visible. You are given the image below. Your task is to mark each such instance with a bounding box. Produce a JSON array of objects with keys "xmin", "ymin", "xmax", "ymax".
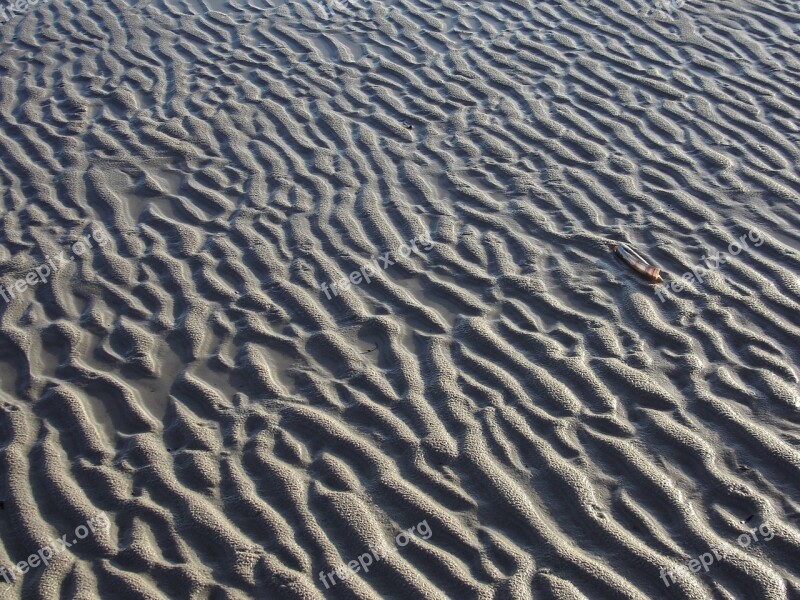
[{"xmin": 0, "ymin": 0, "xmax": 798, "ymax": 598}]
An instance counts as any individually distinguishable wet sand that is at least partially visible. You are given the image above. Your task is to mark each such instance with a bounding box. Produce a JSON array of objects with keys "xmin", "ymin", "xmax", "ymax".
[{"xmin": 0, "ymin": 0, "xmax": 799, "ymax": 598}]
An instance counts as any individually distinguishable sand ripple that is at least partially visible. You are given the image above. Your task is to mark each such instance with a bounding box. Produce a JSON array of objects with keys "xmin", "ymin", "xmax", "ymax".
[{"xmin": 0, "ymin": 0, "xmax": 799, "ymax": 597}]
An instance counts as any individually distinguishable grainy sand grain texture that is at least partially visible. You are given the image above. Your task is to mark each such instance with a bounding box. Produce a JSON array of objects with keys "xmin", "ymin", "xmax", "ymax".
[{"xmin": 0, "ymin": 0, "xmax": 799, "ymax": 598}]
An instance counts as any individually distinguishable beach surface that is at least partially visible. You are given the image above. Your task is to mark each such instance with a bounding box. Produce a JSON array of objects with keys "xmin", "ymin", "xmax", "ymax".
[{"xmin": 0, "ymin": 0, "xmax": 799, "ymax": 597}]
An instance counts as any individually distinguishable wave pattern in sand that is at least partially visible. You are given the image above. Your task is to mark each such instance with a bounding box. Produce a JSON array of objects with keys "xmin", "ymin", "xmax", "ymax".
[{"xmin": 1, "ymin": 0, "xmax": 800, "ymax": 597}]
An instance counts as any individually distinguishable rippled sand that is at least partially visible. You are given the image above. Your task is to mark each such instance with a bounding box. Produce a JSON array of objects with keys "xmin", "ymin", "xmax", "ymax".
[{"xmin": 0, "ymin": 0, "xmax": 799, "ymax": 597}]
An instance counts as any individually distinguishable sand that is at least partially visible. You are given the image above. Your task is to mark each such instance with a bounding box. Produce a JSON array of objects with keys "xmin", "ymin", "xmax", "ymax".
[{"xmin": 0, "ymin": 0, "xmax": 799, "ymax": 597}]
